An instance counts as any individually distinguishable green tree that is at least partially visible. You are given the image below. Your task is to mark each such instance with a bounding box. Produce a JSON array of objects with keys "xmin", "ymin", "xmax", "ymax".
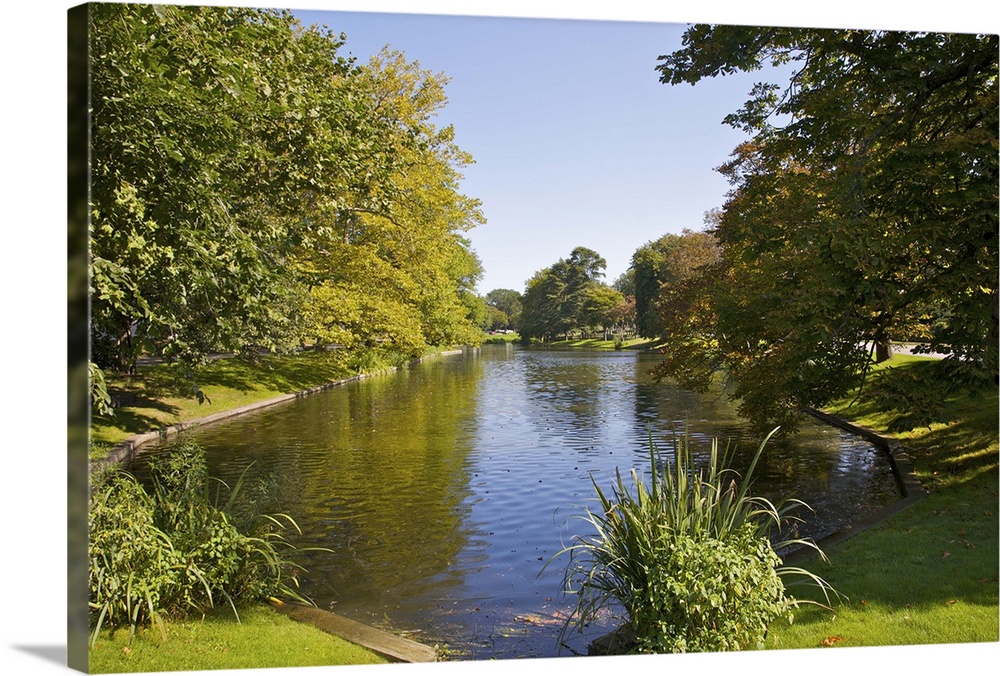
[
  {"xmin": 519, "ymin": 247, "xmax": 610, "ymax": 341},
  {"xmin": 654, "ymin": 26, "xmax": 998, "ymax": 430},
  {"xmin": 581, "ymin": 285, "xmax": 627, "ymax": 339},
  {"xmin": 89, "ymin": 6, "xmax": 485, "ymax": 375},
  {"xmin": 485, "ymin": 288, "xmax": 523, "ymax": 329},
  {"xmin": 612, "ymin": 269, "xmax": 635, "ymax": 298},
  {"xmin": 89, "ymin": 4, "xmax": 396, "ymax": 370},
  {"xmin": 484, "ymin": 305, "xmax": 509, "ymax": 332},
  {"xmin": 630, "ymin": 228, "xmax": 721, "ymax": 339},
  {"xmin": 519, "ymin": 267, "xmax": 569, "ymax": 342},
  {"xmin": 294, "ymin": 49, "xmax": 485, "ymax": 355}
]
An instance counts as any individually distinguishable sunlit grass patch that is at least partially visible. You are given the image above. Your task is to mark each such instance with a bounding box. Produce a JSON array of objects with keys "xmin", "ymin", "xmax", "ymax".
[
  {"xmin": 91, "ymin": 350, "xmax": 355, "ymax": 449},
  {"xmin": 766, "ymin": 354, "xmax": 999, "ymax": 651},
  {"xmin": 88, "ymin": 605, "xmax": 388, "ymax": 673}
]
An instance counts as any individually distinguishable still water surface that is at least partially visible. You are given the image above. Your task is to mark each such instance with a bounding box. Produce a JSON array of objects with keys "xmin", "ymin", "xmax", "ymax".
[{"xmin": 137, "ymin": 346, "xmax": 901, "ymax": 659}]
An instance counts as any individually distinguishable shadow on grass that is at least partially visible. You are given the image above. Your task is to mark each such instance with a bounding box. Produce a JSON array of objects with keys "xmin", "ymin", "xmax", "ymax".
[
  {"xmin": 784, "ymin": 359, "xmax": 999, "ymax": 636},
  {"xmin": 98, "ymin": 388, "xmax": 182, "ymax": 436},
  {"xmin": 132, "ymin": 351, "xmax": 352, "ymax": 398},
  {"xmin": 835, "ymin": 358, "xmax": 998, "ymax": 490}
]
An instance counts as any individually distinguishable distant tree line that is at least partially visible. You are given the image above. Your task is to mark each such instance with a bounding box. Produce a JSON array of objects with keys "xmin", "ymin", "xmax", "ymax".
[{"xmin": 516, "ymin": 247, "xmax": 635, "ymax": 343}]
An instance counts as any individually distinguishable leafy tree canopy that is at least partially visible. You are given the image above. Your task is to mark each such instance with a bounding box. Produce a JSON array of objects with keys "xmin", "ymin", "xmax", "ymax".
[
  {"xmin": 485, "ymin": 288, "xmax": 523, "ymax": 330},
  {"xmin": 653, "ymin": 25, "xmax": 998, "ymax": 430},
  {"xmin": 630, "ymin": 226, "xmax": 721, "ymax": 339},
  {"xmin": 88, "ymin": 5, "xmax": 485, "ymax": 373},
  {"xmin": 519, "ymin": 247, "xmax": 620, "ymax": 341}
]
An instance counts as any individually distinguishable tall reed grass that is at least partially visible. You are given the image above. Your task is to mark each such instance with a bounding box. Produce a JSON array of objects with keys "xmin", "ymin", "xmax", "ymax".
[{"xmin": 554, "ymin": 429, "xmax": 835, "ymax": 653}]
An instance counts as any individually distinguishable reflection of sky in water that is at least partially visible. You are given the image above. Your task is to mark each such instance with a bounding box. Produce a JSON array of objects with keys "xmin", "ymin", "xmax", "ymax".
[{"xmin": 135, "ymin": 346, "xmax": 900, "ymax": 660}]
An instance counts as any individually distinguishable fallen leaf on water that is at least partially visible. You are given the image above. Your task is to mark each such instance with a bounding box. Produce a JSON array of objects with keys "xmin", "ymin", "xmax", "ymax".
[{"xmin": 820, "ymin": 635, "xmax": 845, "ymax": 647}]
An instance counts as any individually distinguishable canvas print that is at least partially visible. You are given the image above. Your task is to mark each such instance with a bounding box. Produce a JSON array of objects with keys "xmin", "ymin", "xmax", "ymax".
[{"xmin": 68, "ymin": 1, "xmax": 998, "ymax": 674}]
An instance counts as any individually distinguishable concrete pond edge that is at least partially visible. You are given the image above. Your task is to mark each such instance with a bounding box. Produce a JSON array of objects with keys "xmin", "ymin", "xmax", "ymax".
[
  {"xmin": 790, "ymin": 406, "xmax": 929, "ymax": 562},
  {"xmin": 91, "ymin": 348, "xmax": 467, "ymax": 476}
]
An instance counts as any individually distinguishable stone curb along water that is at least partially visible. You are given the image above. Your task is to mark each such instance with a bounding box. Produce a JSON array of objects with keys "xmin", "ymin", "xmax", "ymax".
[
  {"xmin": 267, "ymin": 599, "xmax": 437, "ymax": 663},
  {"xmin": 786, "ymin": 407, "xmax": 929, "ymax": 563}
]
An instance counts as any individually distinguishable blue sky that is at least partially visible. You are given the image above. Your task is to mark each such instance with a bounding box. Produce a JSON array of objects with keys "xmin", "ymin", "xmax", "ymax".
[
  {"xmin": 284, "ymin": 2, "xmax": 997, "ymax": 296},
  {"xmin": 288, "ymin": 8, "xmax": 778, "ymax": 294}
]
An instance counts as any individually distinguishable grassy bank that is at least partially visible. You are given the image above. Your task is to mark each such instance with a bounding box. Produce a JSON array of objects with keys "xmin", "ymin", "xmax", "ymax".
[
  {"xmin": 89, "ymin": 605, "xmax": 389, "ymax": 673},
  {"xmin": 766, "ymin": 355, "xmax": 998, "ymax": 650},
  {"xmin": 546, "ymin": 336, "xmax": 659, "ymax": 350},
  {"xmin": 91, "ymin": 346, "xmax": 456, "ymax": 456}
]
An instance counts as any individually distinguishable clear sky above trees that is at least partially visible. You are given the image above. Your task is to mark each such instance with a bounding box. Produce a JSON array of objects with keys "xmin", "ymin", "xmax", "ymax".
[
  {"xmin": 286, "ymin": 2, "xmax": 995, "ymax": 295},
  {"xmin": 287, "ymin": 5, "xmax": 780, "ymax": 293}
]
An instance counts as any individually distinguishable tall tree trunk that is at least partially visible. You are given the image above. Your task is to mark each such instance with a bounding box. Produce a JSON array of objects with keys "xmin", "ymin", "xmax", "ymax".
[{"xmin": 875, "ymin": 340, "xmax": 892, "ymax": 363}]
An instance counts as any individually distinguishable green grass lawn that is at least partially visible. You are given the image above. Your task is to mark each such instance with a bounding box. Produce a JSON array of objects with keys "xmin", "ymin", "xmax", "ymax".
[
  {"xmin": 766, "ymin": 355, "xmax": 998, "ymax": 651},
  {"xmin": 483, "ymin": 331, "xmax": 521, "ymax": 343},
  {"xmin": 547, "ymin": 336, "xmax": 659, "ymax": 350},
  {"xmin": 88, "ymin": 605, "xmax": 389, "ymax": 673}
]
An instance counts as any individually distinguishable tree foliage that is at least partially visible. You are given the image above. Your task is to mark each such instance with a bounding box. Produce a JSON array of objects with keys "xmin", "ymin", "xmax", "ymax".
[
  {"xmin": 88, "ymin": 5, "xmax": 484, "ymax": 375},
  {"xmin": 295, "ymin": 50, "xmax": 485, "ymax": 356},
  {"xmin": 630, "ymin": 227, "xmax": 721, "ymax": 339},
  {"xmin": 653, "ymin": 25, "xmax": 998, "ymax": 430},
  {"xmin": 519, "ymin": 247, "xmax": 621, "ymax": 341},
  {"xmin": 485, "ymin": 288, "xmax": 523, "ymax": 329}
]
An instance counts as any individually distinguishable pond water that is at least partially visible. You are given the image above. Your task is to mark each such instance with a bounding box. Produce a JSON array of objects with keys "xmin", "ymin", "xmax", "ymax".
[{"xmin": 133, "ymin": 345, "xmax": 901, "ymax": 660}]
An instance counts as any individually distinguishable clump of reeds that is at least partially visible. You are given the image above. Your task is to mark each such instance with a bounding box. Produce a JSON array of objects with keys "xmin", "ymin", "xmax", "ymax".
[{"xmin": 554, "ymin": 428, "xmax": 836, "ymax": 653}]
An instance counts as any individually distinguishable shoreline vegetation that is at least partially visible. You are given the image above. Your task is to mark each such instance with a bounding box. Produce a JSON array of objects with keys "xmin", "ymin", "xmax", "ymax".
[
  {"xmin": 91, "ymin": 345, "xmax": 463, "ymax": 458},
  {"xmin": 88, "ymin": 344, "xmax": 462, "ymax": 673},
  {"xmin": 90, "ymin": 344, "xmax": 997, "ymax": 667}
]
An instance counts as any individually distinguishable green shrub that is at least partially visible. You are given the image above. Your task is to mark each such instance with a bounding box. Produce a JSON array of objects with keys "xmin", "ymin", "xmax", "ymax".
[
  {"xmin": 631, "ymin": 524, "xmax": 788, "ymax": 652},
  {"xmin": 88, "ymin": 472, "xmax": 184, "ymax": 643},
  {"xmin": 346, "ymin": 347, "xmax": 412, "ymax": 374},
  {"xmin": 88, "ymin": 442, "xmax": 314, "ymax": 646},
  {"xmin": 554, "ymin": 430, "xmax": 834, "ymax": 654}
]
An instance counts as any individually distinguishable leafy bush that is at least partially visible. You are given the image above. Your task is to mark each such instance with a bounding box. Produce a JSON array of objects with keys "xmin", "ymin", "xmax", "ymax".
[
  {"xmin": 555, "ymin": 430, "xmax": 834, "ymax": 653},
  {"xmin": 630, "ymin": 524, "xmax": 788, "ymax": 652},
  {"xmin": 89, "ymin": 472, "xmax": 184, "ymax": 643},
  {"xmin": 88, "ymin": 442, "xmax": 313, "ymax": 646},
  {"xmin": 346, "ymin": 347, "xmax": 413, "ymax": 374}
]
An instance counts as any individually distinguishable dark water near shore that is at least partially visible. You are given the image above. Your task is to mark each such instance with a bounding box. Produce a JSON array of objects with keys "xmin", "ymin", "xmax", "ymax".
[{"xmin": 134, "ymin": 345, "xmax": 901, "ymax": 659}]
